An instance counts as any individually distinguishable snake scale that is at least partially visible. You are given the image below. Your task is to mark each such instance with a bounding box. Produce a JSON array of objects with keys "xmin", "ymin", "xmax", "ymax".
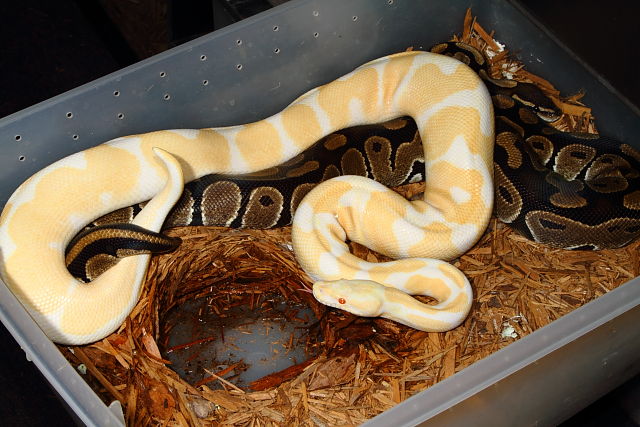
[
  {"xmin": 432, "ymin": 43, "xmax": 640, "ymax": 250},
  {"xmin": 65, "ymin": 117, "xmax": 426, "ymax": 282},
  {"xmin": 1, "ymin": 43, "xmax": 638, "ymax": 345}
]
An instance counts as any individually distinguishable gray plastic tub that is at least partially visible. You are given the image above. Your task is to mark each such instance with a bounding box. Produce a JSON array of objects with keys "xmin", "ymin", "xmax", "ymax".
[{"xmin": 1, "ymin": 1, "xmax": 639, "ymax": 425}]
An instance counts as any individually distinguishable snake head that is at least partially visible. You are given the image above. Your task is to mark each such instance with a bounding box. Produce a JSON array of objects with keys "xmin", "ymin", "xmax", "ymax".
[
  {"xmin": 313, "ymin": 279, "xmax": 385, "ymax": 317},
  {"xmin": 509, "ymin": 82, "xmax": 562, "ymax": 122}
]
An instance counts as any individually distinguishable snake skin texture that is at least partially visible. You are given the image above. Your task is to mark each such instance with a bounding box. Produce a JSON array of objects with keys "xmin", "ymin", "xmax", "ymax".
[{"xmin": 0, "ymin": 49, "xmax": 493, "ymax": 344}]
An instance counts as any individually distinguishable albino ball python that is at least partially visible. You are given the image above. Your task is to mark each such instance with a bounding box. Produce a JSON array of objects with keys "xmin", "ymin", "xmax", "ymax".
[{"xmin": 0, "ymin": 50, "xmax": 493, "ymax": 344}]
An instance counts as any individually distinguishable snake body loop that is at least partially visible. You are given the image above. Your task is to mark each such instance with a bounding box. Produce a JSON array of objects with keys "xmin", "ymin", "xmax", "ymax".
[
  {"xmin": 75, "ymin": 43, "xmax": 640, "ymax": 256},
  {"xmin": 431, "ymin": 42, "xmax": 640, "ymax": 250},
  {"xmin": 62, "ymin": 43, "xmax": 640, "ymax": 336},
  {"xmin": 0, "ymin": 50, "xmax": 493, "ymax": 344}
]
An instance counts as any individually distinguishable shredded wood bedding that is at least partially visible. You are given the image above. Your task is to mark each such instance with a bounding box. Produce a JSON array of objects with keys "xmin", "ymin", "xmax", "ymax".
[{"xmin": 57, "ymin": 9, "xmax": 633, "ymax": 426}]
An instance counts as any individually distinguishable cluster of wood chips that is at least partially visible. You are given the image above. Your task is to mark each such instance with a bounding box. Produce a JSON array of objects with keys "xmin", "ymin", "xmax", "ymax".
[{"xmin": 57, "ymin": 9, "xmax": 637, "ymax": 426}]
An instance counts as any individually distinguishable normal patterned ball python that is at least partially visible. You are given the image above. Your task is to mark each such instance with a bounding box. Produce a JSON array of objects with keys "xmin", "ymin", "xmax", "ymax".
[
  {"xmin": 72, "ymin": 43, "xmax": 640, "ymax": 262},
  {"xmin": 65, "ymin": 118, "xmax": 426, "ymax": 282},
  {"xmin": 0, "ymin": 48, "xmax": 494, "ymax": 344},
  {"xmin": 429, "ymin": 43, "xmax": 640, "ymax": 250}
]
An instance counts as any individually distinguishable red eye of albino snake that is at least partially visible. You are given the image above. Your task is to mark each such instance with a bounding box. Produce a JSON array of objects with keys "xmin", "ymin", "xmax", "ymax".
[{"xmin": 338, "ymin": 298, "xmax": 346, "ymax": 304}]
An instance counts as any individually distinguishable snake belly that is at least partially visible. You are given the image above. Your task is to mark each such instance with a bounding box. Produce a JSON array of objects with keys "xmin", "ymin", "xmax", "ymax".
[{"xmin": 0, "ymin": 50, "xmax": 493, "ymax": 344}]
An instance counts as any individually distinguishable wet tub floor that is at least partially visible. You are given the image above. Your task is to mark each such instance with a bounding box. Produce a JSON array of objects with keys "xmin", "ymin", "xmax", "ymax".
[{"xmin": 161, "ymin": 292, "xmax": 319, "ymax": 388}]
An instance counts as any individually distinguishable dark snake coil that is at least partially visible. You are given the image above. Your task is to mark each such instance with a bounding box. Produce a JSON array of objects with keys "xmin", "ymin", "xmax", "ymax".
[
  {"xmin": 430, "ymin": 43, "xmax": 640, "ymax": 250},
  {"xmin": 66, "ymin": 42, "xmax": 640, "ymax": 282}
]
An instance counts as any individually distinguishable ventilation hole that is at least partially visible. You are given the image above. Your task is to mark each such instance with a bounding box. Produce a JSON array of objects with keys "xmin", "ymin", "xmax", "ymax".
[
  {"xmin": 236, "ymin": 39, "xmax": 242, "ymax": 46},
  {"xmin": 113, "ymin": 90, "xmax": 120, "ymax": 97},
  {"xmin": 273, "ymin": 25, "xmax": 279, "ymax": 31},
  {"xmin": 313, "ymin": 32, "xmax": 319, "ymax": 38},
  {"xmin": 236, "ymin": 64, "xmax": 243, "ymax": 71},
  {"xmin": 66, "ymin": 112, "xmax": 73, "ymax": 119},
  {"xmin": 387, "ymin": 0, "xmax": 394, "ymax": 4},
  {"xmin": 163, "ymin": 93, "xmax": 171, "ymax": 100},
  {"xmin": 202, "ymin": 80, "xmax": 209, "ymax": 86},
  {"xmin": 72, "ymin": 134, "xmax": 79, "ymax": 140},
  {"xmin": 312, "ymin": 10, "xmax": 319, "ymax": 17},
  {"xmin": 160, "ymin": 71, "xmax": 166, "ymax": 77},
  {"xmin": 18, "ymin": 155, "xmax": 25, "ymax": 162},
  {"xmin": 274, "ymin": 48, "xmax": 280, "ymax": 54},
  {"xmin": 200, "ymin": 54, "xmax": 207, "ymax": 61},
  {"xmin": 352, "ymin": 16, "xmax": 358, "ymax": 21},
  {"xmin": 15, "ymin": 135, "xmax": 21, "ymax": 141},
  {"xmin": 117, "ymin": 113, "xmax": 125, "ymax": 119}
]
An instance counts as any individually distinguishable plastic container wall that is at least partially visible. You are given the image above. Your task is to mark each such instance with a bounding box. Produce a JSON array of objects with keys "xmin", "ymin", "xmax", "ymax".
[{"xmin": 1, "ymin": 1, "xmax": 639, "ymax": 425}]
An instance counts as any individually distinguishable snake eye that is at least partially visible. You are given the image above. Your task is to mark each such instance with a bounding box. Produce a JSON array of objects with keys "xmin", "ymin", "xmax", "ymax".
[{"xmin": 338, "ymin": 298, "xmax": 346, "ymax": 304}]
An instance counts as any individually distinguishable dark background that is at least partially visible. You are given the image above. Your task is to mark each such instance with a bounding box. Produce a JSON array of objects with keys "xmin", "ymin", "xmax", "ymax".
[{"xmin": 0, "ymin": 0, "xmax": 638, "ymax": 425}]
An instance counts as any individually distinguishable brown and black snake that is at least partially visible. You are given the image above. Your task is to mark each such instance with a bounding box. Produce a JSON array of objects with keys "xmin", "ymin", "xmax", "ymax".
[
  {"xmin": 65, "ymin": 117, "xmax": 426, "ymax": 281},
  {"xmin": 66, "ymin": 42, "xmax": 640, "ymax": 283},
  {"xmin": 430, "ymin": 43, "xmax": 640, "ymax": 251}
]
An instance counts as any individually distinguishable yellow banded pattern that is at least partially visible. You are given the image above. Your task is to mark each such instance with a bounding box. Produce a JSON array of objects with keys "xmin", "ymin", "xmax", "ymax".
[{"xmin": 0, "ymin": 50, "xmax": 493, "ymax": 344}]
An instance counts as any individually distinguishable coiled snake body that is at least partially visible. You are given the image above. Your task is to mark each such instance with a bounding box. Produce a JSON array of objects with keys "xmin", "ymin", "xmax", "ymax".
[
  {"xmin": 3, "ymin": 43, "xmax": 637, "ymax": 345},
  {"xmin": 430, "ymin": 43, "xmax": 640, "ymax": 250},
  {"xmin": 0, "ymin": 49, "xmax": 493, "ymax": 344},
  {"xmin": 65, "ymin": 118, "xmax": 426, "ymax": 283}
]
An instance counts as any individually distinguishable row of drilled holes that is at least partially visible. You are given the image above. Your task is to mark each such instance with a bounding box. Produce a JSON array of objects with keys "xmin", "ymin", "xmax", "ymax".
[{"xmin": 13, "ymin": 3, "xmax": 395, "ymax": 161}]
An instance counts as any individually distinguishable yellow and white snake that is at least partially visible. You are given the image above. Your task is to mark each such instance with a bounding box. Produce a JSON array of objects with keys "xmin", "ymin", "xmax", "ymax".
[{"xmin": 0, "ymin": 50, "xmax": 494, "ymax": 344}]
